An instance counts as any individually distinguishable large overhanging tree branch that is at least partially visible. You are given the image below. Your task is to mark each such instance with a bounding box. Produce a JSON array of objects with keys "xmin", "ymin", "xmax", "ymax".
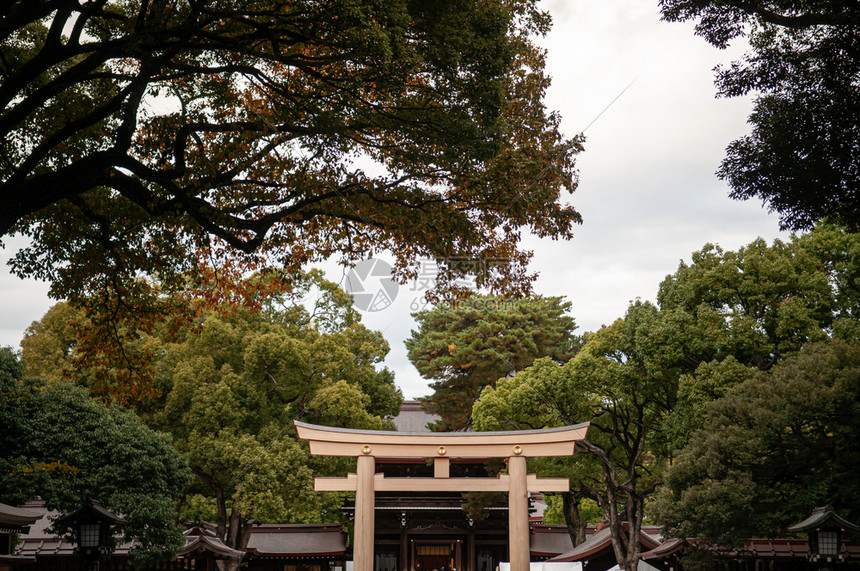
[
  {"xmin": 2, "ymin": 0, "xmax": 582, "ymax": 304},
  {"xmin": 659, "ymin": 0, "xmax": 860, "ymax": 231}
]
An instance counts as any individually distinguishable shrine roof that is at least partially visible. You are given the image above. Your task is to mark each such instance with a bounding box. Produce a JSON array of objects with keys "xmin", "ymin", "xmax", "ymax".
[
  {"xmin": 0, "ymin": 502, "xmax": 43, "ymax": 528},
  {"xmin": 788, "ymin": 506, "xmax": 860, "ymax": 534},
  {"xmin": 391, "ymin": 400, "xmax": 440, "ymax": 432},
  {"xmin": 246, "ymin": 523, "xmax": 347, "ymax": 557},
  {"xmin": 549, "ymin": 525, "xmax": 661, "ymax": 562},
  {"xmin": 179, "ymin": 528, "xmax": 245, "ymax": 559},
  {"xmin": 530, "ymin": 525, "xmax": 574, "ymax": 557}
]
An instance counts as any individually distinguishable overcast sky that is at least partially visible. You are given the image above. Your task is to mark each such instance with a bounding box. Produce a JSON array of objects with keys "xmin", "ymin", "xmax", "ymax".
[
  {"xmin": 334, "ymin": 0, "xmax": 790, "ymax": 398},
  {"xmin": 0, "ymin": 1, "xmax": 789, "ymax": 399}
]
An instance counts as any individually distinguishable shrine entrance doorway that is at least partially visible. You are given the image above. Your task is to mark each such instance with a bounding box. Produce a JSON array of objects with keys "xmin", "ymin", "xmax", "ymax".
[
  {"xmin": 414, "ymin": 540, "xmax": 456, "ymax": 571},
  {"xmin": 295, "ymin": 421, "xmax": 589, "ymax": 571}
]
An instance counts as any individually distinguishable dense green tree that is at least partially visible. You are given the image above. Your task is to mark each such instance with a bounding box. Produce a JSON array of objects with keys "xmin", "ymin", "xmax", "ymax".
[
  {"xmin": 794, "ymin": 225, "xmax": 860, "ymax": 339},
  {"xmin": 475, "ymin": 231, "xmax": 860, "ymax": 570},
  {"xmin": 154, "ymin": 292, "xmax": 401, "ymax": 571},
  {"xmin": 2, "ymin": 0, "xmax": 581, "ymax": 314},
  {"xmin": 657, "ymin": 236, "xmax": 834, "ymax": 370},
  {"xmin": 406, "ymin": 295, "xmax": 578, "ymax": 430},
  {"xmin": 0, "ymin": 348, "xmax": 190, "ymax": 565},
  {"xmin": 659, "ymin": 1, "xmax": 860, "ymax": 230},
  {"xmin": 649, "ymin": 229, "xmax": 860, "ymax": 551},
  {"xmin": 658, "ymin": 229, "xmax": 860, "ymax": 447},
  {"xmin": 654, "ymin": 340, "xmax": 860, "ymax": 546},
  {"xmin": 19, "ymin": 301, "xmax": 80, "ymax": 384},
  {"xmin": 475, "ymin": 301, "xmax": 709, "ymax": 571}
]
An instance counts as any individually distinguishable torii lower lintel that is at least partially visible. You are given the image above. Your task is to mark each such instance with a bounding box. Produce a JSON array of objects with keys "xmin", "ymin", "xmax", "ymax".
[{"xmin": 314, "ymin": 472, "xmax": 570, "ymax": 493}]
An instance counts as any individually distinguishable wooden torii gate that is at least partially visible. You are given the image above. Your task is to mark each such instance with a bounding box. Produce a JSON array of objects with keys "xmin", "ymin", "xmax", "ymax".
[{"xmin": 295, "ymin": 421, "xmax": 589, "ymax": 571}]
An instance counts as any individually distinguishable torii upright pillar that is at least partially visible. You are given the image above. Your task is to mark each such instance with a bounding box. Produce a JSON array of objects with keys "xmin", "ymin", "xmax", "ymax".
[
  {"xmin": 295, "ymin": 421, "xmax": 589, "ymax": 571},
  {"xmin": 508, "ymin": 455, "xmax": 529, "ymax": 571},
  {"xmin": 355, "ymin": 454, "xmax": 375, "ymax": 571}
]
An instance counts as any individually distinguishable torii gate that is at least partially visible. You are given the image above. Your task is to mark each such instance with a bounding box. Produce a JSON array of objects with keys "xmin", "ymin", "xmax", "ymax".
[{"xmin": 295, "ymin": 421, "xmax": 589, "ymax": 571}]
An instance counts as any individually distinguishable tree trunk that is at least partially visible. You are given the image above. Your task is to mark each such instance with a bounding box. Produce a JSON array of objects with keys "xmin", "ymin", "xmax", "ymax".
[
  {"xmin": 561, "ymin": 492, "xmax": 587, "ymax": 547},
  {"xmin": 585, "ymin": 450, "xmax": 646, "ymax": 571},
  {"xmin": 222, "ymin": 553, "xmax": 243, "ymax": 571},
  {"xmin": 221, "ymin": 502, "xmax": 255, "ymax": 571},
  {"xmin": 606, "ymin": 490, "xmax": 645, "ymax": 571}
]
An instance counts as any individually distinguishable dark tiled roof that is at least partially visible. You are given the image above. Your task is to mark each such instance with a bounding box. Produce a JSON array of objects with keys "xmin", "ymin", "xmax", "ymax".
[
  {"xmin": 14, "ymin": 502, "xmax": 347, "ymax": 561},
  {"xmin": 748, "ymin": 539, "xmax": 810, "ymax": 558},
  {"xmin": 789, "ymin": 506, "xmax": 860, "ymax": 534},
  {"xmin": 246, "ymin": 524, "xmax": 348, "ymax": 557},
  {"xmin": 642, "ymin": 537, "xmax": 860, "ymax": 561},
  {"xmin": 549, "ymin": 525, "xmax": 661, "ymax": 562},
  {"xmin": 0, "ymin": 502, "xmax": 43, "ymax": 529},
  {"xmin": 55, "ymin": 500, "xmax": 125, "ymax": 528},
  {"xmin": 530, "ymin": 525, "xmax": 574, "ymax": 556},
  {"xmin": 180, "ymin": 527, "xmax": 245, "ymax": 559},
  {"xmin": 640, "ymin": 537, "xmax": 693, "ymax": 559},
  {"xmin": 391, "ymin": 400, "xmax": 440, "ymax": 432}
]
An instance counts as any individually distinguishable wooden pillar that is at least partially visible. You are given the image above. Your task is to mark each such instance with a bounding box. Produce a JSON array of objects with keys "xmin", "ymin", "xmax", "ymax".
[
  {"xmin": 507, "ymin": 456, "xmax": 529, "ymax": 571},
  {"xmin": 467, "ymin": 526, "xmax": 476, "ymax": 571},
  {"xmin": 399, "ymin": 526, "xmax": 408, "ymax": 571},
  {"xmin": 355, "ymin": 455, "xmax": 376, "ymax": 571}
]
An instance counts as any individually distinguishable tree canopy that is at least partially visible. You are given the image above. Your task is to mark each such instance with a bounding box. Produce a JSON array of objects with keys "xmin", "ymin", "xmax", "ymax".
[
  {"xmin": 16, "ymin": 269, "xmax": 401, "ymax": 570},
  {"xmin": 473, "ymin": 229, "xmax": 860, "ymax": 571},
  {"xmin": 650, "ymin": 229, "xmax": 860, "ymax": 549},
  {"xmin": 656, "ymin": 235, "xmax": 835, "ymax": 370},
  {"xmin": 150, "ymin": 277, "xmax": 401, "ymax": 570},
  {"xmin": 474, "ymin": 302, "xmax": 694, "ymax": 571},
  {"xmin": 1, "ymin": 0, "xmax": 581, "ymax": 308},
  {"xmin": 654, "ymin": 339, "xmax": 860, "ymax": 546},
  {"xmin": 0, "ymin": 347, "xmax": 191, "ymax": 565},
  {"xmin": 659, "ymin": 0, "xmax": 860, "ymax": 230},
  {"xmin": 406, "ymin": 295, "xmax": 578, "ymax": 430}
]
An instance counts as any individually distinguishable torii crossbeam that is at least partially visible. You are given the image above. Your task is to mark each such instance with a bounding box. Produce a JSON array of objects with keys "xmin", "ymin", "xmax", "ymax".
[{"xmin": 295, "ymin": 421, "xmax": 589, "ymax": 571}]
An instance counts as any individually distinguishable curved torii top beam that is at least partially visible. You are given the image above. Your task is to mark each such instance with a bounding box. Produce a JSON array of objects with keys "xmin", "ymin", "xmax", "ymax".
[{"xmin": 294, "ymin": 420, "xmax": 590, "ymax": 459}]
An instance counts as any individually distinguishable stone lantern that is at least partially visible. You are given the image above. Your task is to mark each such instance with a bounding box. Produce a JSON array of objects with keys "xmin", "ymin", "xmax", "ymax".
[
  {"xmin": 789, "ymin": 506, "xmax": 860, "ymax": 566},
  {"xmin": 56, "ymin": 500, "xmax": 126, "ymax": 570}
]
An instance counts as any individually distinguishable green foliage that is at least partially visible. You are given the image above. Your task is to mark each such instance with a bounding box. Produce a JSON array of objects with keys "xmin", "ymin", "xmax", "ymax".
[
  {"xmin": 654, "ymin": 340, "xmax": 860, "ymax": 545},
  {"xmin": 475, "ymin": 230, "xmax": 860, "ymax": 570},
  {"xmin": 152, "ymin": 286, "xmax": 401, "ymax": 559},
  {"xmin": 474, "ymin": 302, "xmax": 696, "ymax": 569},
  {"xmin": 0, "ymin": 348, "xmax": 190, "ymax": 564},
  {"xmin": 657, "ymin": 229, "xmax": 860, "ymax": 451},
  {"xmin": 542, "ymin": 495, "xmax": 601, "ymax": 527},
  {"xmin": 18, "ymin": 270, "xmax": 400, "ymax": 568},
  {"xmin": 182, "ymin": 494, "xmax": 219, "ymax": 524},
  {"xmin": 657, "ymin": 237, "xmax": 833, "ymax": 370},
  {"xmin": 794, "ymin": 225, "xmax": 860, "ymax": 339},
  {"xmin": 2, "ymin": 0, "xmax": 581, "ymax": 311},
  {"xmin": 666, "ymin": 356, "xmax": 758, "ymax": 446},
  {"xmin": 660, "ymin": 0, "xmax": 860, "ymax": 230},
  {"xmin": 19, "ymin": 301, "xmax": 81, "ymax": 383},
  {"xmin": 407, "ymin": 295, "xmax": 578, "ymax": 430}
]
